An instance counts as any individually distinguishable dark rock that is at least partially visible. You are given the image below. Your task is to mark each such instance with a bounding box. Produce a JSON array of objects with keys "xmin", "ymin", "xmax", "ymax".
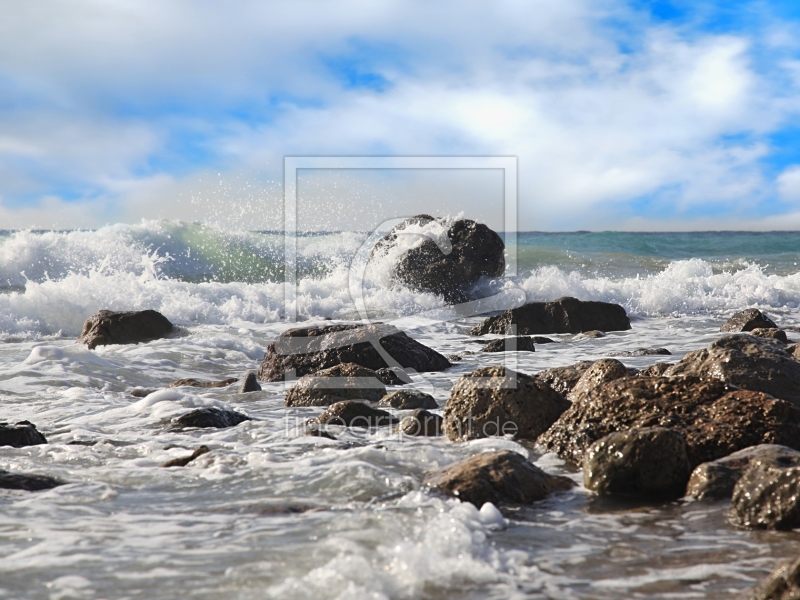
[
  {"xmin": 168, "ymin": 408, "xmax": 252, "ymax": 431},
  {"xmin": 444, "ymin": 366, "xmax": 570, "ymax": 442},
  {"xmin": 686, "ymin": 444, "xmax": 800, "ymax": 501},
  {"xmin": 538, "ymin": 375, "xmax": 800, "ymax": 467},
  {"xmin": 130, "ymin": 388, "xmax": 156, "ymax": 398},
  {"xmin": 161, "ymin": 445, "xmax": 211, "ymax": 468},
  {"xmin": 531, "ymin": 336, "xmax": 556, "ymax": 344},
  {"xmin": 721, "ymin": 308, "xmax": 778, "ymax": 332},
  {"xmin": 638, "ymin": 363, "xmax": 674, "ymax": 377},
  {"xmin": 751, "ymin": 328, "xmax": 788, "ymax": 343},
  {"xmin": 744, "ymin": 556, "xmax": 800, "ymax": 600},
  {"xmin": 536, "ymin": 361, "xmax": 594, "ymax": 395},
  {"xmin": 0, "ymin": 470, "xmax": 64, "ymax": 491},
  {"xmin": 77, "ymin": 309, "xmax": 173, "ymax": 350},
  {"xmin": 0, "ymin": 421, "xmax": 47, "ymax": 447},
  {"xmin": 608, "ymin": 348, "xmax": 671, "ymax": 357},
  {"xmin": 583, "ymin": 428, "xmax": 692, "ymax": 500},
  {"xmin": 375, "ymin": 367, "xmax": 411, "ymax": 385},
  {"xmin": 575, "ymin": 330, "xmax": 605, "ymax": 339},
  {"xmin": 258, "ymin": 323, "xmax": 451, "ymax": 382},
  {"xmin": 665, "ymin": 335, "xmax": 800, "ymax": 408},
  {"xmin": 567, "ymin": 359, "xmax": 629, "ymax": 403},
  {"xmin": 284, "ymin": 363, "xmax": 386, "ymax": 407},
  {"xmin": 399, "ymin": 409, "xmax": 443, "ymax": 436},
  {"xmin": 423, "ymin": 450, "xmax": 574, "ymax": 507},
  {"xmin": 729, "ymin": 459, "xmax": 800, "ymax": 530},
  {"xmin": 379, "ymin": 389, "xmax": 438, "ymax": 410},
  {"xmin": 309, "ymin": 401, "xmax": 398, "ymax": 428},
  {"xmin": 303, "ymin": 425, "xmax": 337, "ymax": 440},
  {"xmin": 370, "ymin": 215, "xmax": 505, "ymax": 303},
  {"xmin": 470, "ymin": 297, "xmax": 631, "ymax": 336},
  {"xmin": 480, "ymin": 337, "xmax": 535, "ymax": 353},
  {"xmin": 168, "ymin": 378, "xmax": 237, "ymax": 389},
  {"xmin": 239, "ymin": 372, "xmax": 262, "ymax": 393}
]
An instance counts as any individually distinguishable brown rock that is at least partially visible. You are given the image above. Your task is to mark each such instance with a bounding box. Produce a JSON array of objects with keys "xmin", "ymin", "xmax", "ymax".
[
  {"xmin": 78, "ymin": 309, "xmax": 173, "ymax": 350},
  {"xmin": 399, "ymin": 409, "xmax": 443, "ymax": 436},
  {"xmin": 751, "ymin": 328, "xmax": 788, "ymax": 343},
  {"xmin": 470, "ymin": 297, "xmax": 631, "ymax": 336},
  {"xmin": 423, "ymin": 450, "xmax": 574, "ymax": 507},
  {"xmin": 379, "ymin": 389, "xmax": 438, "ymax": 410},
  {"xmin": 168, "ymin": 408, "xmax": 252, "ymax": 431},
  {"xmin": 309, "ymin": 401, "xmax": 398, "ymax": 428},
  {"xmin": 729, "ymin": 457, "xmax": 800, "ymax": 530},
  {"xmin": 536, "ymin": 361, "xmax": 594, "ymax": 395},
  {"xmin": 608, "ymin": 348, "xmax": 671, "ymax": 357},
  {"xmin": 161, "ymin": 445, "xmax": 211, "ymax": 468},
  {"xmin": 744, "ymin": 556, "xmax": 800, "ymax": 600},
  {"xmin": 444, "ymin": 367, "xmax": 570, "ymax": 442},
  {"xmin": 284, "ymin": 363, "xmax": 386, "ymax": 407},
  {"xmin": 537, "ymin": 375, "xmax": 800, "ymax": 467},
  {"xmin": 567, "ymin": 359, "xmax": 629, "ymax": 403},
  {"xmin": 480, "ymin": 337, "xmax": 535, "ymax": 353},
  {"xmin": 638, "ymin": 363, "xmax": 674, "ymax": 377},
  {"xmin": 168, "ymin": 378, "xmax": 237, "ymax": 389},
  {"xmin": 258, "ymin": 323, "xmax": 451, "ymax": 382},
  {"xmin": 720, "ymin": 308, "xmax": 778, "ymax": 332},
  {"xmin": 788, "ymin": 344, "xmax": 800, "ymax": 359},
  {"xmin": 375, "ymin": 367, "xmax": 411, "ymax": 385}
]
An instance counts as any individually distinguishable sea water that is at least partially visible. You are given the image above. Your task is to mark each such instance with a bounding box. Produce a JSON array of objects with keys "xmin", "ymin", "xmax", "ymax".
[{"xmin": 1, "ymin": 221, "xmax": 799, "ymax": 599}]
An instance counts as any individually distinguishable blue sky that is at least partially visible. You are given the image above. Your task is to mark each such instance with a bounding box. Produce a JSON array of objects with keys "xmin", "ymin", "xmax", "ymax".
[{"xmin": 1, "ymin": 0, "xmax": 800, "ymax": 230}]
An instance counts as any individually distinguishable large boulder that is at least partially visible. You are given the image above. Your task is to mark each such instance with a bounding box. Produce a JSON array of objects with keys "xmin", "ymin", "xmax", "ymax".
[
  {"xmin": 77, "ymin": 309, "xmax": 173, "ymax": 349},
  {"xmin": 535, "ymin": 361, "xmax": 594, "ymax": 395},
  {"xmin": 370, "ymin": 215, "xmax": 505, "ymax": 303},
  {"xmin": 470, "ymin": 297, "xmax": 631, "ymax": 336},
  {"xmin": 729, "ymin": 459, "xmax": 800, "ymax": 530},
  {"xmin": 720, "ymin": 308, "xmax": 778, "ymax": 332},
  {"xmin": 0, "ymin": 421, "xmax": 47, "ymax": 447},
  {"xmin": 583, "ymin": 428, "xmax": 692, "ymax": 500},
  {"xmin": 744, "ymin": 556, "xmax": 800, "ymax": 600},
  {"xmin": 284, "ymin": 363, "xmax": 386, "ymax": 407},
  {"xmin": 258, "ymin": 323, "xmax": 451, "ymax": 382},
  {"xmin": 309, "ymin": 401, "xmax": 398, "ymax": 428},
  {"xmin": 686, "ymin": 444, "xmax": 800, "ymax": 501},
  {"xmin": 423, "ymin": 450, "xmax": 574, "ymax": 507},
  {"xmin": 566, "ymin": 359, "xmax": 629, "ymax": 403},
  {"xmin": 443, "ymin": 366, "xmax": 570, "ymax": 442},
  {"xmin": 537, "ymin": 376, "xmax": 800, "ymax": 467},
  {"xmin": 665, "ymin": 335, "xmax": 800, "ymax": 408}
]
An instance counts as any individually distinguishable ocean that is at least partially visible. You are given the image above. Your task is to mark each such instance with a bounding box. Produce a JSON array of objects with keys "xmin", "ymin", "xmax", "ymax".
[{"xmin": 1, "ymin": 221, "xmax": 799, "ymax": 599}]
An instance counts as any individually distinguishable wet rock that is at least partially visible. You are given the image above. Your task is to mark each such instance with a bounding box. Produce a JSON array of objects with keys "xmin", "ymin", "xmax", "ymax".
[
  {"xmin": 284, "ymin": 363, "xmax": 386, "ymax": 407},
  {"xmin": 379, "ymin": 389, "xmax": 438, "ymax": 410},
  {"xmin": 399, "ymin": 409, "xmax": 443, "ymax": 436},
  {"xmin": 788, "ymin": 344, "xmax": 800, "ymax": 359},
  {"xmin": 638, "ymin": 363, "xmax": 674, "ymax": 377},
  {"xmin": 161, "ymin": 445, "xmax": 210, "ymax": 468},
  {"xmin": 309, "ymin": 401, "xmax": 398, "ymax": 428},
  {"xmin": 575, "ymin": 330, "xmax": 605, "ymax": 339},
  {"xmin": 423, "ymin": 450, "xmax": 574, "ymax": 507},
  {"xmin": 238, "ymin": 372, "xmax": 261, "ymax": 393},
  {"xmin": 130, "ymin": 388, "xmax": 156, "ymax": 398},
  {"xmin": 744, "ymin": 556, "xmax": 800, "ymax": 600},
  {"xmin": 729, "ymin": 458, "xmax": 800, "ymax": 530},
  {"xmin": 531, "ymin": 336, "xmax": 556, "ymax": 344},
  {"xmin": 375, "ymin": 367, "xmax": 411, "ymax": 385},
  {"xmin": 470, "ymin": 297, "xmax": 631, "ymax": 336},
  {"xmin": 0, "ymin": 470, "xmax": 64, "ymax": 491},
  {"xmin": 78, "ymin": 309, "xmax": 173, "ymax": 350},
  {"xmin": 751, "ymin": 328, "xmax": 788, "ymax": 343},
  {"xmin": 303, "ymin": 425, "xmax": 337, "ymax": 440},
  {"xmin": 370, "ymin": 215, "xmax": 505, "ymax": 303},
  {"xmin": 536, "ymin": 361, "xmax": 594, "ymax": 396},
  {"xmin": 665, "ymin": 335, "xmax": 800, "ymax": 408},
  {"xmin": 608, "ymin": 348, "xmax": 671, "ymax": 357},
  {"xmin": 168, "ymin": 408, "xmax": 252, "ymax": 430},
  {"xmin": 583, "ymin": 428, "xmax": 692, "ymax": 500},
  {"xmin": 567, "ymin": 359, "xmax": 629, "ymax": 403},
  {"xmin": 480, "ymin": 337, "xmax": 535, "ymax": 353},
  {"xmin": 0, "ymin": 421, "xmax": 47, "ymax": 447},
  {"xmin": 258, "ymin": 323, "xmax": 451, "ymax": 382},
  {"xmin": 446, "ymin": 354, "xmax": 462, "ymax": 362},
  {"xmin": 686, "ymin": 444, "xmax": 800, "ymax": 501},
  {"xmin": 720, "ymin": 308, "xmax": 778, "ymax": 332},
  {"xmin": 538, "ymin": 375, "xmax": 800, "ymax": 467},
  {"xmin": 168, "ymin": 378, "xmax": 238, "ymax": 389},
  {"xmin": 444, "ymin": 366, "xmax": 570, "ymax": 442}
]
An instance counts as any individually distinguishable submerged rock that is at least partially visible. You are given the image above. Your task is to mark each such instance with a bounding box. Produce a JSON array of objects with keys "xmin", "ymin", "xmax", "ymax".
[
  {"xmin": 608, "ymin": 348, "xmax": 671, "ymax": 357},
  {"xmin": 0, "ymin": 421, "xmax": 47, "ymax": 447},
  {"xmin": 161, "ymin": 445, "xmax": 210, "ymax": 468},
  {"xmin": 574, "ymin": 330, "xmax": 605, "ymax": 339},
  {"xmin": 258, "ymin": 323, "xmax": 451, "ymax": 382},
  {"xmin": 531, "ymin": 336, "xmax": 556, "ymax": 344},
  {"xmin": 284, "ymin": 363, "xmax": 386, "ymax": 407},
  {"xmin": 538, "ymin": 376, "xmax": 800, "ymax": 467},
  {"xmin": 686, "ymin": 444, "xmax": 800, "ymax": 501},
  {"xmin": 729, "ymin": 458, "xmax": 800, "ymax": 530},
  {"xmin": 744, "ymin": 556, "xmax": 800, "ymax": 600},
  {"xmin": 583, "ymin": 428, "xmax": 692, "ymax": 500},
  {"xmin": 566, "ymin": 359, "xmax": 629, "ymax": 403},
  {"xmin": 379, "ymin": 389, "xmax": 438, "ymax": 410},
  {"xmin": 470, "ymin": 297, "xmax": 631, "ymax": 336},
  {"xmin": 168, "ymin": 408, "xmax": 252, "ymax": 430},
  {"xmin": 536, "ymin": 361, "xmax": 594, "ymax": 396},
  {"xmin": 750, "ymin": 328, "xmax": 788, "ymax": 343},
  {"xmin": 78, "ymin": 309, "xmax": 173, "ymax": 350},
  {"xmin": 399, "ymin": 409, "xmax": 443, "ymax": 436},
  {"xmin": 0, "ymin": 470, "xmax": 64, "ymax": 491},
  {"xmin": 720, "ymin": 308, "xmax": 778, "ymax": 332},
  {"xmin": 480, "ymin": 337, "xmax": 535, "ymax": 353},
  {"xmin": 423, "ymin": 450, "xmax": 574, "ymax": 507},
  {"xmin": 665, "ymin": 335, "xmax": 800, "ymax": 408},
  {"xmin": 443, "ymin": 366, "xmax": 570, "ymax": 442},
  {"xmin": 130, "ymin": 388, "xmax": 156, "ymax": 398},
  {"xmin": 375, "ymin": 367, "xmax": 411, "ymax": 385},
  {"xmin": 238, "ymin": 372, "xmax": 262, "ymax": 393},
  {"xmin": 303, "ymin": 425, "xmax": 337, "ymax": 440},
  {"xmin": 168, "ymin": 378, "xmax": 237, "ymax": 389},
  {"xmin": 309, "ymin": 401, "xmax": 398, "ymax": 428},
  {"xmin": 370, "ymin": 215, "xmax": 505, "ymax": 303}
]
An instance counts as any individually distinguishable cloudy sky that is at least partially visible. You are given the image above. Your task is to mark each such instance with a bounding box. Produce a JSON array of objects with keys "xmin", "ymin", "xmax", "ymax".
[{"xmin": 1, "ymin": 0, "xmax": 800, "ymax": 231}]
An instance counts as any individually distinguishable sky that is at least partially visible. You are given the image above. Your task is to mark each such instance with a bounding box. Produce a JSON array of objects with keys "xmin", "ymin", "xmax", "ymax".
[{"xmin": 1, "ymin": 0, "xmax": 800, "ymax": 231}]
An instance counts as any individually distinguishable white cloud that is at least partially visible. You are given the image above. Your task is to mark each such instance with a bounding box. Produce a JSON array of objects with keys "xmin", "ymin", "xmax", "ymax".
[{"xmin": 778, "ymin": 165, "xmax": 800, "ymax": 202}]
